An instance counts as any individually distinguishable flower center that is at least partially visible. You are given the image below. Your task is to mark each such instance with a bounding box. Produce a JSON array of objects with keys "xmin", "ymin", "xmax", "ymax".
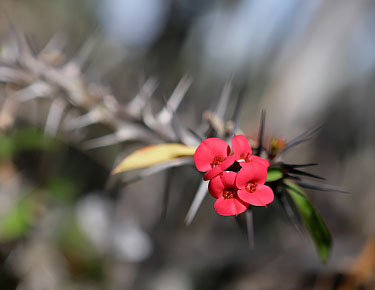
[
  {"xmin": 240, "ymin": 152, "xmax": 251, "ymax": 163},
  {"xmin": 210, "ymin": 156, "xmax": 224, "ymax": 168},
  {"xmin": 245, "ymin": 182, "xmax": 257, "ymax": 193},
  {"xmin": 223, "ymin": 188, "xmax": 236, "ymax": 199}
]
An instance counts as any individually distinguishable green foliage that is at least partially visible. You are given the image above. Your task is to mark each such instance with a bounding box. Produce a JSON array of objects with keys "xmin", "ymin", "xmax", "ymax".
[
  {"xmin": 46, "ymin": 176, "xmax": 78, "ymax": 202},
  {"xmin": 56, "ymin": 215, "xmax": 104, "ymax": 282},
  {"xmin": 57, "ymin": 216, "xmax": 95, "ymax": 259},
  {"xmin": 0, "ymin": 134, "xmax": 13, "ymax": 160},
  {"xmin": 11, "ymin": 128, "xmax": 60, "ymax": 152},
  {"xmin": 0, "ymin": 197, "xmax": 35, "ymax": 241},
  {"xmin": 266, "ymin": 167, "xmax": 283, "ymax": 182},
  {"xmin": 0, "ymin": 128, "xmax": 60, "ymax": 161},
  {"xmin": 285, "ymin": 181, "xmax": 332, "ymax": 262}
]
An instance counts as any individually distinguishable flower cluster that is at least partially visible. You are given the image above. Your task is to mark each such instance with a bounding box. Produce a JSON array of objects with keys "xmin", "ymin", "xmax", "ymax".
[{"xmin": 194, "ymin": 135, "xmax": 274, "ymax": 216}]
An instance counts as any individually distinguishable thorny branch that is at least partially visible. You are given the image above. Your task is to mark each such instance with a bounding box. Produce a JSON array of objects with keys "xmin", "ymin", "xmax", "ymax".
[{"xmin": 0, "ymin": 28, "xmax": 200, "ymax": 149}]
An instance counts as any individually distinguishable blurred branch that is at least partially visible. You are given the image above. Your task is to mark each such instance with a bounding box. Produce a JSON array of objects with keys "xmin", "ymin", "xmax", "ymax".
[{"xmin": 0, "ymin": 27, "xmax": 197, "ymax": 150}]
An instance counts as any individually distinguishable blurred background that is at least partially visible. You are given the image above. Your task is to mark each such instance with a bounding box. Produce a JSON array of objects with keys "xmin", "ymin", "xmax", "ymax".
[{"xmin": 0, "ymin": 0, "xmax": 374, "ymax": 289}]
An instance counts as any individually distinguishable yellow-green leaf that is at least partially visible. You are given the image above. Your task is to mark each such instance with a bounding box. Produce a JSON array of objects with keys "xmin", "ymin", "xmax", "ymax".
[
  {"xmin": 266, "ymin": 167, "xmax": 283, "ymax": 182},
  {"xmin": 112, "ymin": 143, "xmax": 196, "ymax": 174},
  {"xmin": 285, "ymin": 180, "xmax": 332, "ymax": 262}
]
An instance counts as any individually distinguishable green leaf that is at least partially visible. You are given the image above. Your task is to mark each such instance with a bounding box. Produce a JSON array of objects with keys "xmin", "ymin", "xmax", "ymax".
[
  {"xmin": 46, "ymin": 176, "xmax": 78, "ymax": 202},
  {"xmin": 0, "ymin": 134, "xmax": 13, "ymax": 160},
  {"xmin": 266, "ymin": 167, "xmax": 283, "ymax": 182},
  {"xmin": 285, "ymin": 181, "xmax": 332, "ymax": 262},
  {"xmin": 0, "ymin": 128, "xmax": 60, "ymax": 161},
  {"xmin": 11, "ymin": 128, "xmax": 59, "ymax": 152},
  {"xmin": 0, "ymin": 197, "xmax": 35, "ymax": 241}
]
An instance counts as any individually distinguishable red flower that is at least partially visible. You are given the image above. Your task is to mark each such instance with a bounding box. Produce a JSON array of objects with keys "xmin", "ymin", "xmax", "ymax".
[
  {"xmin": 236, "ymin": 165, "xmax": 274, "ymax": 206},
  {"xmin": 208, "ymin": 171, "xmax": 248, "ymax": 216},
  {"xmin": 194, "ymin": 138, "xmax": 235, "ymax": 180},
  {"xmin": 232, "ymin": 135, "xmax": 270, "ymax": 169},
  {"xmin": 194, "ymin": 134, "xmax": 274, "ymax": 215}
]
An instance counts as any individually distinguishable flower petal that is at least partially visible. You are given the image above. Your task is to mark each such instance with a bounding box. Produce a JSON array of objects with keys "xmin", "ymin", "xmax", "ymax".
[
  {"xmin": 218, "ymin": 170, "xmax": 237, "ymax": 187},
  {"xmin": 194, "ymin": 138, "xmax": 230, "ymax": 172},
  {"xmin": 232, "ymin": 135, "xmax": 252, "ymax": 160},
  {"xmin": 208, "ymin": 175, "xmax": 225, "ymax": 199},
  {"xmin": 248, "ymin": 155, "xmax": 270, "ymax": 168},
  {"xmin": 239, "ymin": 155, "xmax": 270, "ymax": 171},
  {"xmin": 194, "ymin": 143, "xmax": 215, "ymax": 172},
  {"xmin": 208, "ymin": 171, "xmax": 237, "ymax": 198},
  {"xmin": 237, "ymin": 185, "xmax": 274, "ymax": 206},
  {"xmin": 214, "ymin": 197, "xmax": 248, "ymax": 216},
  {"xmin": 221, "ymin": 154, "xmax": 236, "ymax": 171},
  {"xmin": 204, "ymin": 166, "xmax": 224, "ymax": 181},
  {"xmin": 249, "ymin": 164, "xmax": 268, "ymax": 184},
  {"xmin": 206, "ymin": 138, "xmax": 231, "ymax": 157},
  {"xmin": 203, "ymin": 155, "xmax": 235, "ymax": 181},
  {"xmin": 236, "ymin": 165, "xmax": 268, "ymax": 189},
  {"xmin": 236, "ymin": 166, "xmax": 252, "ymax": 189},
  {"xmin": 194, "ymin": 144, "xmax": 215, "ymax": 172}
]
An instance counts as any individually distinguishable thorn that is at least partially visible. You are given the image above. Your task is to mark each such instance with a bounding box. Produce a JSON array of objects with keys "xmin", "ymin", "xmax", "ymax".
[
  {"xmin": 280, "ymin": 125, "xmax": 322, "ymax": 155},
  {"xmin": 287, "ymin": 168, "xmax": 325, "ymax": 180},
  {"xmin": 158, "ymin": 75, "xmax": 193, "ymax": 124},
  {"xmin": 256, "ymin": 110, "xmax": 266, "ymax": 156},
  {"xmin": 229, "ymin": 85, "xmax": 247, "ymax": 139},
  {"xmin": 281, "ymin": 163, "xmax": 319, "ymax": 168},
  {"xmin": 295, "ymin": 180, "xmax": 350, "ymax": 194},
  {"xmin": 127, "ymin": 77, "xmax": 158, "ymax": 118},
  {"xmin": 215, "ymin": 78, "xmax": 233, "ymax": 119},
  {"xmin": 185, "ymin": 180, "xmax": 209, "ymax": 225},
  {"xmin": 160, "ymin": 168, "xmax": 175, "ymax": 221},
  {"xmin": 245, "ymin": 208, "xmax": 254, "ymax": 248},
  {"xmin": 44, "ymin": 98, "xmax": 66, "ymax": 136},
  {"xmin": 277, "ymin": 192, "xmax": 303, "ymax": 234}
]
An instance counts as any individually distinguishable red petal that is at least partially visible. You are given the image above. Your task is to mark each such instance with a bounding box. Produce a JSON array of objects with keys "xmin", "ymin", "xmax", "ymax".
[
  {"xmin": 248, "ymin": 155, "xmax": 270, "ymax": 168},
  {"xmin": 239, "ymin": 155, "xmax": 270, "ymax": 169},
  {"xmin": 237, "ymin": 185, "xmax": 274, "ymax": 206},
  {"xmin": 204, "ymin": 166, "xmax": 223, "ymax": 181},
  {"xmin": 218, "ymin": 170, "xmax": 237, "ymax": 187},
  {"xmin": 214, "ymin": 197, "xmax": 248, "ymax": 216},
  {"xmin": 194, "ymin": 144, "xmax": 214, "ymax": 172},
  {"xmin": 208, "ymin": 171, "xmax": 237, "ymax": 197},
  {"xmin": 206, "ymin": 138, "xmax": 231, "ymax": 157},
  {"xmin": 250, "ymin": 164, "xmax": 268, "ymax": 184},
  {"xmin": 232, "ymin": 135, "xmax": 252, "ymax": 160},
  {"xmin": 208, "ymin": 175, "xmax": 225, "ymax": 199},
  {"xmin": 221, "ymin": 154, "xmax": 236, "ymax": 170},
  {"xmin": 194, "ymin": 138, "xmax": 230, "ymax": 172},
  {"xmin": 203, "ymin": 155, "xmax": 235, "ymax": 181},
  {"xmin": 236, "ymin": 165, "xmax": 268, "ymax": 189},
  {"xmin": 235, "ymin": 166, "xmax": 252, "ymax": 189}
]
